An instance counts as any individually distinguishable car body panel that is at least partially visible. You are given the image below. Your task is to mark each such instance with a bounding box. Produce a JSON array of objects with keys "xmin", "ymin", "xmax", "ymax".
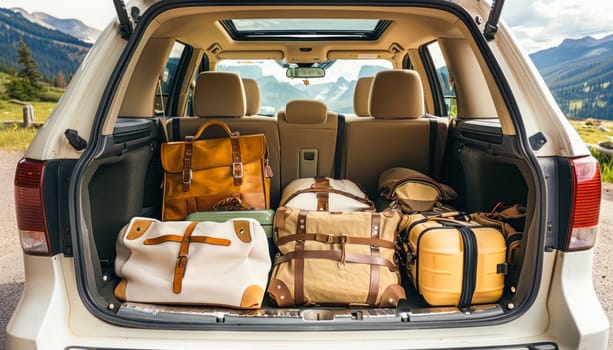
[{"xmin": 8, "ymin": 0, "xmax": 608, "ymax": 348}]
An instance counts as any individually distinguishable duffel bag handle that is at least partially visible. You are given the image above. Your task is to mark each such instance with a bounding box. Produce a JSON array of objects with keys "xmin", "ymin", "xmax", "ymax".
[{"xmin": 192, "ymin": 120, "xmax": 236, "ymax": 140}]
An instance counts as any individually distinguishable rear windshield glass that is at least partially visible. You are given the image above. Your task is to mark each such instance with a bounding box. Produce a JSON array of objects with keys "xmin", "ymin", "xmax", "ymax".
[{"xmin": 216, "ymin": 59, "xmax": 393, "ymax": 115}]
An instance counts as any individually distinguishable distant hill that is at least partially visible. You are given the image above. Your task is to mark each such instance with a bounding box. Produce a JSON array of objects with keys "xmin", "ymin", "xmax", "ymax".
[
  {"xmin": 10, "ymin": 8, "xmax": 100, "ymax": 43},
  {"xmin": 530, "ymin": 35, "xmax": 613, "ymax": 120},
  {"xmin": 0, "ymin": 7, "xmax": 92, "ymax": 80}
]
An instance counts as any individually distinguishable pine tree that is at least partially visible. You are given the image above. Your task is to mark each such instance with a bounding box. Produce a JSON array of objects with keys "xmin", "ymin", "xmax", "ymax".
[
  {"xmin": 7, "ymin": 38, "xmax": 43, "ymax": 100},
  {"xmin": 17, "ymin": 38, "xmax": 42, "ymax": 90}
]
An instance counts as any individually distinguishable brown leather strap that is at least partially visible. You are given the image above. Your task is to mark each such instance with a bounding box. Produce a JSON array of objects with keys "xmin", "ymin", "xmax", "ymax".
[
  {"xmin": 144, "ymin": 234, "xmax": 231, "ymax": 246},
  {"xmin": 172, "ymin": 222, "xmax": 198, "ymax": 294},
  {"xmin": 313, "ymin": 177, "xmax": 331, "ymax": 211},
  {"xmin": 367, "ymin": 214, "xmax": 381, "ymax": 306},
  {"xmin": 230, "ymin": 132, "xmax": 243, "ymax": 186},
  {"xmin": 312, "ymin": 177, "xmax": 331, "ymax": 189},
  {"xmin": 274, "ymin": 249, "xmax": 398, "ymax": 272},
  {"xmin": 294, "ymin": 210, "xmax": 307, "ymax": 306},
  {"xmin": 186, "ymin": 197, "xmax": 197, "ymax": 216},
  {"xmin": 182, "ymin": 136, "xmax": 194, "ymax": 192},
  {"xmin": 316, "ymin": 192, "xmax": 329, "ymax": 211},
  {"xmin": 282, "ymin": 187, "xmax": 375, "ymax": 210},
  {"xmin": 275, "ymin": 233, "xmax": 395, "ymax": 249}
]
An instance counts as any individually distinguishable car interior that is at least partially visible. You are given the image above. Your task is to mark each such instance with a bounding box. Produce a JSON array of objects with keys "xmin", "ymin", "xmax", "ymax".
[{"xmin": 77, "ymin": 3, "xmax": 536, "ymax": 327}]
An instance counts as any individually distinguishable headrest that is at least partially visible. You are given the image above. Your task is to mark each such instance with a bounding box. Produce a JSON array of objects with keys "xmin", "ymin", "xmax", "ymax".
[
  {"xmin": 370, "ymin": 70, "xmax": 424, "ymax": 119},
  {"xmin": 283, "ymin": 100, "xmax": 328, "ymax": 124},
  {"xmin": 193, "ymin": 72, "xmax": 246, "ymax": 118},
  {"xmin": 242, "ymin": 78, "xmax": 260, "ymax": 116},
  {"xmin": 353, "ymin": 77, "xmax": 373, "ymax": 117}
]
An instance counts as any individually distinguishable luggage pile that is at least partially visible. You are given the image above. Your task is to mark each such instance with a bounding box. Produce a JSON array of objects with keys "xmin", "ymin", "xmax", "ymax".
[{"xmin": 113, "ymin": 120, "xmax": 525, "ymax": 310}]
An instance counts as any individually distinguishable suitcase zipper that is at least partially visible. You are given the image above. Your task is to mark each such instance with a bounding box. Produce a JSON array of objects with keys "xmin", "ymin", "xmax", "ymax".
[{"xmin": 458, "ymin": 227, "xmax": 478, "ymax": 307}]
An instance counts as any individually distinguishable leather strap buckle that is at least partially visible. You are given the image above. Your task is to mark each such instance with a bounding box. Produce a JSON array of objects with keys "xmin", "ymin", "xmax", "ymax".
[
  {"xmin": 325, "ymin": 234, "xmax": 335, "ymax": 244},
  {"xmin": 232, "ymin": 162, "xmax": 244, "ymax": 179},
  {"xmin": 182, "ymin": 169, "xmax": 192, "ymax": 185}
]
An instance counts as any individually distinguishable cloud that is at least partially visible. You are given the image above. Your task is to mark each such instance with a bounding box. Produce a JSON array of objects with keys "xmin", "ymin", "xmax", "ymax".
[{"xmin": 503, "ymin": 0, "xmax": 613, "ymax": 52}]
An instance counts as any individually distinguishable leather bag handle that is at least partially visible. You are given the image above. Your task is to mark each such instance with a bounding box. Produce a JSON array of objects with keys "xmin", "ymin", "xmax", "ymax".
[
  {"xmin": 192, "ymin": 120, "xmax": 235, "ymax": 140},
  {"xmin": 187, "ymin": 120, "xmax": 244, "ymax": 186}
]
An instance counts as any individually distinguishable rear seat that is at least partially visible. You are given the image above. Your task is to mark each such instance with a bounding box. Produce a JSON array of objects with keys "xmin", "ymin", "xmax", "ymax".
[
  {"xmin": 277, "ymin": 99, "xmax": 338, "ymax": 188},
  {"xmin": 166, "ymin": 71, "xmax": 281, "ymax": 205},
  {"xmin": 341, "ymin": 70, "xmax": 448, "ymax": 198},
  {"xmin": 242, "ymin": 78, "xmax": 260, "ymax": 116},
  {"xmin": 353, "ymin": 77, "xmax": 374, "ymax": 117}
]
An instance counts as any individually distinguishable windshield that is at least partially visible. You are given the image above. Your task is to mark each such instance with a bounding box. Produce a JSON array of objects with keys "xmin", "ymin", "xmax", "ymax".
[{"xmin": 216, "ymin": 59, "xmax": 393, "ymax": 115}]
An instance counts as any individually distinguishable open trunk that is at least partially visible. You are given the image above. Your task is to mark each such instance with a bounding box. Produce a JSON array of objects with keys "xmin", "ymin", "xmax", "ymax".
[
  {"xmin": 74, "ymin": 116, "xmax": 535, "ymax": 328},
  {"xmin": 69, "ymin": 0, "xmax": 541, "ymax": 330}
]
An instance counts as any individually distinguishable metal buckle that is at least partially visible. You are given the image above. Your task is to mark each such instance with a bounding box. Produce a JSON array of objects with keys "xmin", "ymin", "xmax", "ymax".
[
  {"xmin": 325, "ymin": 235, "xmax": 335, "ymax": 244},
  {"xmin": 182, "ymin": 169, "xmax": 192, "ymax": 185},
  {"xmin": 232, "ymin": 162, "xmax": 244, "ymax": 178}
]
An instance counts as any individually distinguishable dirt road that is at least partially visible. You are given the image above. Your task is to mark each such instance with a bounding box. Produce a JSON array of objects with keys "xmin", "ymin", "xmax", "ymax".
[{"xmin": 0, "ymin": 150, "xmax": 611, "ymax": 348}]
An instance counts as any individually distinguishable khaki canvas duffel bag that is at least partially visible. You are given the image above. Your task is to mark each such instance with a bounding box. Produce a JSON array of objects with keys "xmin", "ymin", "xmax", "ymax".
[
  {"xmin": 470, "ymin": 204, "xmax": 526, "ymax": 288},
  {"xmin": 161, "ymin": 120, "xmax": 273, "ymax": 221},
  {"xmin": 280, "ymin": 176, "xmax": 374, "ymax": 211},
  {"xmin": 378, "ymin": 167, "xmax": 456, "ymax": 213},
  {"xmin": 268, "ymin": 207, "xmax": 406, "ymax": 307},
  {"xmin": 400, "ymin": 213, "xmax": 507, "ymax": 307},
  {"xmin": 114, "ymin": 217, "xmax": 271, "ymax": 309}
]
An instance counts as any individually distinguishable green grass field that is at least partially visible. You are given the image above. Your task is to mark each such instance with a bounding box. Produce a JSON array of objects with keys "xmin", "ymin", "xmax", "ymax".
[
  {"xmin": 569, "ymin": 119, "xmax": 613, "ymax": 145},
  {"xmin": 0, "ymin": 100, "xmax": 56, "ymax": 122},
  {"xmin": 0, "ymin": 125, "xmax": 39, "ymax": 151}
]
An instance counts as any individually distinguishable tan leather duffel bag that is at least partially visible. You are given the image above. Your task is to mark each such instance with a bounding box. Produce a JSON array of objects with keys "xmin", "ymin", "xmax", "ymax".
[
  {"xmin": 161, "ymin": 120, "xmax": 273, "ymax": 220},
  {"xmin": 378, "ymin": 167, "xmax": 456, "ymax": 213},
  {"xmin": 268, "ymin": 207, "xmax": 405, "ymax": 307},
  {"xmin": 114, "ymin": 217, "xmax": 271, "ymax": 309},
  {"xmin": 280, "ymin": 176, "xmax": 374, "ymax": 211}
]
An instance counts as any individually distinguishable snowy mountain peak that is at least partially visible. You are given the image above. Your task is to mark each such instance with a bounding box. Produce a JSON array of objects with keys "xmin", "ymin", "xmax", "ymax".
[{"xmin": 10, "ymin": 8, "xmax": 101, "ymax": 43}]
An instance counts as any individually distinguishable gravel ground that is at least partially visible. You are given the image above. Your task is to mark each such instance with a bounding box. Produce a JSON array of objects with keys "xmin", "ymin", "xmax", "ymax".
[
  {"xmin": 0, "ymin": 150, "xmax": 611, "ymax": 348},
  {"xmin": 595, "ymin": 182, "xmax": 613, "ymax": 349},
  {"xmin": 0, "ymin": 151, "xmax": 26, "ymax": 350}
]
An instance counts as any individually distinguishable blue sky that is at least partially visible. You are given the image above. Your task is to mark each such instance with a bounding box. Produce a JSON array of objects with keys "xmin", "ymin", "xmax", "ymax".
[{"xmin": 3, "ymin": 0, "xmax": 613, "ymax": 53}]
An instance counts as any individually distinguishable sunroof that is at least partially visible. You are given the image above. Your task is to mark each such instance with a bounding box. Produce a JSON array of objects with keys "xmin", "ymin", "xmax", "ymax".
[{"xmin": 220, "ymin": 19, "xmax": 391, "ymax": 41}]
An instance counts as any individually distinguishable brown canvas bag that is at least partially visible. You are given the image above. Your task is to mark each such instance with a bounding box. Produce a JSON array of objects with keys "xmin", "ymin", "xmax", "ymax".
[
  {"xmin": 470, "ymin": 204, "xmax": 526, "ymax": 267},
  {"xmin": 378, "ymin": 167, "xmax": 457, "ymax": 213},
  {"xmin": 161, "ymin": 120, "xmax": 272, "ymax": 220},
  {"xmin": 268, "ymin": 207, "xmax": 406, "ymax": 307}
]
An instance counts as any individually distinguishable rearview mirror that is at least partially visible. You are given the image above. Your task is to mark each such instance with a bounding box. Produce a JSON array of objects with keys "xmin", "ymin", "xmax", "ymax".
[{"xmin": 286, "ymin": 67, "xmax": 325, "ymax": 79}]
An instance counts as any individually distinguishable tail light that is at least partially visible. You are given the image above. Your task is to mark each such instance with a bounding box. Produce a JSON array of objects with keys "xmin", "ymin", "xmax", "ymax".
[
  {"xmin": 563, "ymin": 156, "xmax": 601, "ymax": 251},
  {"xmin": 14, "ymin": 158, "xmax": 51, "ymax": 255}
]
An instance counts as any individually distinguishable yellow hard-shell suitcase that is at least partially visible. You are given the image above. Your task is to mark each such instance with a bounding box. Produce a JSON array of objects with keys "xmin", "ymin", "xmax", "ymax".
[{"xmin": 402, "ymin": 213, "xmax": 507, "ymax": 307}]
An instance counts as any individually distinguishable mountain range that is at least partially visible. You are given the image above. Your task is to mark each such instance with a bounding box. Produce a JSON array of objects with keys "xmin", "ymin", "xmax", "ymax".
[
  {"xmin": 0, "ymin": 6, "xmax": 611, "ymax": 120},
  {"xmin": 529, "ymin": 34, "xmax": 613, "ymax": 120},
  {"xmin": 0, "ymin": 7, "xmax": 93, "ymax": 80}
]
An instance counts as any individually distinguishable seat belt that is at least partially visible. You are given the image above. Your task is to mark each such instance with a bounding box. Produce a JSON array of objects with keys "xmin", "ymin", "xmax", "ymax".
[
  {"xmin": 334, "ymin": 114, "xmax": 346, "ymax": 179},
  {"xmin": 427, "ymin": 117, "xmax": 438, "ymax": 179}
]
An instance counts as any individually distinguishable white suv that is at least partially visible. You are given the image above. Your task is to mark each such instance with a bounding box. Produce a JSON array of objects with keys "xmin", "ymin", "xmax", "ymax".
[{"xmin": 7, "ymin": 0, "xmax": 609, "ymax": 349}]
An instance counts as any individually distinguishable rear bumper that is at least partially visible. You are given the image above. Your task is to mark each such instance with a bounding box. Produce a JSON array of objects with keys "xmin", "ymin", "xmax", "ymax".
[{"xmin": 6, "ymin": 252, "xmax": 608, "ymax": 349}]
